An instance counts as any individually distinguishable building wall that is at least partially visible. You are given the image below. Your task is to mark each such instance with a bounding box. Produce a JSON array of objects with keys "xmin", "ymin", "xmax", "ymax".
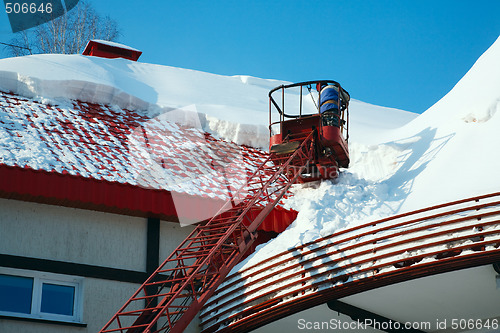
[
  {"xmin": 0, "ymin": 198, "xmax": 198, "ymax": 333},
  {"xmin": 159, "ymin": 219, "xmax": 201, "ymax": 330},
  {"xmin": 0, "ymin": 198, "xmax": 146, "ymax": 271},
  {"xmin": 159, "ymin": 219, "xmax": 195, "ymax": 260}
]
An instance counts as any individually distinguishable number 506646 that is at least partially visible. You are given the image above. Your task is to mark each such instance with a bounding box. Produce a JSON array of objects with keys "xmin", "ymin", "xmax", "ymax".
[{"xmin": 5, "ymin": 2, "xmax": 53, "ymax": 14}]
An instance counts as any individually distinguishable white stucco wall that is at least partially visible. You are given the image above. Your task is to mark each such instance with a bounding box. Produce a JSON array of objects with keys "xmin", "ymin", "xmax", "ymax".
[
  {"xmin": 0, "ymin": 198, "xmax": 147, "ymax": 271},
  {"xmin": 159, "ymin": 220, "xmax": 195, "ymax": 261},
  {"xmin": 0, "ymin": 198, "xmax": 201, "ymax": 332}
]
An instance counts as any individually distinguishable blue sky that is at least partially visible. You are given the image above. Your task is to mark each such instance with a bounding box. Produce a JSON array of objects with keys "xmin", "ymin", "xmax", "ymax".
[{"xmin": 1, "ymin": 1, "xmax": 500, "ymax": 113}]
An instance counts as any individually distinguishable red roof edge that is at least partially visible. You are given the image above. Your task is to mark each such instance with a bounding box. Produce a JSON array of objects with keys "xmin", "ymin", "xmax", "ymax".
[
  {"xmin": 0, "ymin": 165, "xmax": 220, "ymax": 222},
  {"xmin": 0, "ymin": 165, "xmax": 297, "ymax": 231},
  {"xmin": 82, "ymin": 40, "xmax": 142, "ymax": 61}
]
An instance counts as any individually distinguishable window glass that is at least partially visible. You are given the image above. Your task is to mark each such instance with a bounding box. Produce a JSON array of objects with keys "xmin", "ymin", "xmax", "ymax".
[
  {"xmin": 0, "ymin": 269, "xmax": 83, "ymax": 323},
  {"xmin": 40, "ymin": 283, "xmax": 75, "ymax": 316},
  {"xmin": 0, "ymin": 274, "xmax": 33, "ymax": 314}
]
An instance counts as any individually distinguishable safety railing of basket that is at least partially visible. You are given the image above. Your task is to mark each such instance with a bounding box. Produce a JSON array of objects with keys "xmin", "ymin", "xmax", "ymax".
[{"xmin": 268, "ymin": 80, "xmax": 350, "ymax": 140}]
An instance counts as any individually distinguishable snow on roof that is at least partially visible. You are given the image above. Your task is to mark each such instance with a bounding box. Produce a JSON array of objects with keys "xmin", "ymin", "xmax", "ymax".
[
  {"xmin": 88, "ymin": 39, "xmax": 141, "ymax": 52},
  {"xmin": 0, "ymin": 90, "xmax": 272, "ymax": 205},
  {"xmin": 237, "ymin": 35, "xmax": 500, "ymax": 271},
  {"xmin": 0, "ymin": 54, "xmax": 415, "ymax": 150},
  {"xmin": 0, "ymin": 48, "xmax": 430, "ymax": 254},
  {"xmin": 1, "ymin": 34, "xmax": 498, "ymax": 327},
  {"xmin": 385, "ymin": 34, "xmax": 500, "ymax": 210},
  {"xmin": 0, "ymin": 54, "xmax": 281, "ymax": 149},
  {"xmin": 406, "ymin": 35, "xmax": 500, "ymax": 130}
]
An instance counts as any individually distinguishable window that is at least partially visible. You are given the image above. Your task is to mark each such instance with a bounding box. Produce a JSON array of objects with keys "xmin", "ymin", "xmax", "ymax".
[
  {"xmin": 0, "ymin": 268, "xmax": 83, "ymax": 324},
  {"xmin": 0, "ymin": 274, "xmax": 33, "ymax": 314}
]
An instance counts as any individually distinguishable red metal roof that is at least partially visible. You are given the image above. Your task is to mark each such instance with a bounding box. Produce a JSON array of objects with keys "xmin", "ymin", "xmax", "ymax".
[{"xmin": 0, "ymin": 90, "xmax": 296, "ymax": 230}]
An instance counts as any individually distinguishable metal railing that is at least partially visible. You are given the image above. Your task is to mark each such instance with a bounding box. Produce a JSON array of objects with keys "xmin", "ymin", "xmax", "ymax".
[
  {"xmin": 200, "ymin": 192, "xmax": 500, "ymax": 332},
  {"xmin": 268, "ymin": 80, "xmax": 350, "ymax": 140}
]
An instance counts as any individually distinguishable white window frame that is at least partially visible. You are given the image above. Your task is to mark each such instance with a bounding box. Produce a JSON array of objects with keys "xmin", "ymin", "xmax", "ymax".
[{"xmin": 0, "ymin": 267, "xmax": 84, "ymax": 324}]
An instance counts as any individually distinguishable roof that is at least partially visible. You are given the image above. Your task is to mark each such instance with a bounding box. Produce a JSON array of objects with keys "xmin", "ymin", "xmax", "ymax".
[
  {"xmin": 89, "ymin": 40, "xmax": 142, "ymax": 52},
  {"xmin": 82, "ymin": 40, "xmax": 142, "ymax": 61},
  {"xmin": 0, "ymin": 90, "xmax": 294, "ymax": 229}
]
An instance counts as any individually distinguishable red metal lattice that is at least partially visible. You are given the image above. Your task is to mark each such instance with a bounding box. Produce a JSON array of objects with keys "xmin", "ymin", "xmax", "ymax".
[{"xmin": 99, "ymin": 132, "xmax": 316, "ymax": 333}]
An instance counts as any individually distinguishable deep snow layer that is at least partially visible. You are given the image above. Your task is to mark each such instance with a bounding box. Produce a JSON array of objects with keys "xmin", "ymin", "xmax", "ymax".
[
  {"xmin": 0, "ymin": 54, "xmax": 415, "ymax": 149},
  {"xmin": 3, "ymin": 36, "xmax": 499, "ymax": 275},
  {"xmin": 238, "ymin": 35, "xmax": 500, "ymax": 270}
]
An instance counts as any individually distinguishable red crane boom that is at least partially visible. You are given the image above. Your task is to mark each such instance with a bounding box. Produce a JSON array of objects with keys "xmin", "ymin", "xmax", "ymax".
[{"xmin": 99, "ymin": 131, "xmax": 317, "ymax": 333}]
